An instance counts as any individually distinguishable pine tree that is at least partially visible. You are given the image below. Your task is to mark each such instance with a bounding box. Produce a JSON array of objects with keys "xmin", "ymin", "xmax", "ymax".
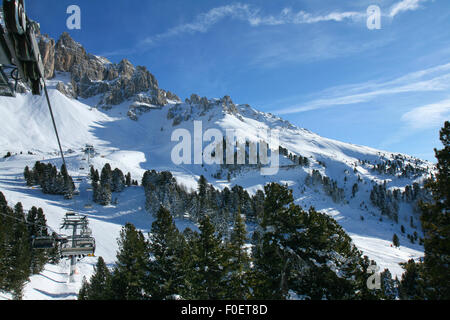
[
  {"xmin": 97, "ymin": 184, "xmax": 112, "ymax": 206},
  {"xmin": 92, "ymin": 169, "xmax": 100, "ymax": 184},
  {"xmin": 147, "ymin": 206, "xmax": 184, "ymax": 300},
  {"xmin": 90, "ymin": 166, "xmax": 96, "ymax": 181},
  {"xmin": 24, "ymin": 166, "xmax": 33, "ymax": 186},
  {"xmin": 111, "ymin": 168, "xmax": 125, "ymax": 192},
  {"xmin": 100, "ymin": 163, "xmax": 113, "ymax": 189},
  {"xmin": 61, "ymin": 164, "xmax": 74, "ymax": 199},
  {"xmin": 399, "ymin": 259, "xmax": 425, "ymax": 300},
  {"xmin": 85, "ymin": 256, "xmax": 111, "ymax": 300},
  {"xmin": 126, "ymin": 172, "xmax": 132, "ymax": 187},
  {"xmin": 225, "ymin": 210, "xmax": 251, "ymax": 299},
  {"xmin": 419, "ymin": 121, "xmax": 450, "ymax": 299},
  {"xmin": 393, "ymin": 234, "xmax": 400, "ymax": 248},
  {"xmin": 0, "ymin": 191, "xmax": 7, "ymax": 208},
  {"xmin": 78, "ymin": 276, "xmax": 89, "ymax": 300},
  {"xmin": 197, "ymin": 175, "xmax": 208, "ymax": 210},
  {"xmin": 178, "ymin": 228, "xmax": 200, "ymax": 299},
  {"xmin": 379, "ymin": 269, "xmax": 398, "ymax": 300},
  {"xmin": 252, "ymin": 183, "xmax": 298, "ymax": 300},
  {"xmin": 192, "ymin": 215, "xmax": 227, "ymax": 299},
  {"xmin": 27, "ymin": 207, "xmax": 48, "ymax": 274},
  {"xmin": 252, "ymin": 183, "xmax": 370, "ymax": 300},
  {"xmin": 8, "ymin": 202, "xmax": 31, "ymax": 299},
  {"xmin": 112, "ymin": 223, "xmax": 149, "ymax": 300}
]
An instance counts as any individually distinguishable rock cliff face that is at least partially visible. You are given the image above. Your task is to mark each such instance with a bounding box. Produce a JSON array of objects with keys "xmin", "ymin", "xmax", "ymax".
[
  {"xmin": 37, "ymin": 32, "xmax": 181, "ymax": 119},
  {"xmin": 37, "ymin": 33, "xmax": 55, "ymax": 79}
]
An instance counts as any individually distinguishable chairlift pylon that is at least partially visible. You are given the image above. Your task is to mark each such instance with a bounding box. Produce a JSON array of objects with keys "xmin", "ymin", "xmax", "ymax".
[{"xmin": 60, "ymin": 212, "xmax": 96, "ymax": 258}]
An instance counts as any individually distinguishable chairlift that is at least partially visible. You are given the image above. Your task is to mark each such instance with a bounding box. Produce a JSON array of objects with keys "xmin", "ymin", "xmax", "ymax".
[
  {"xmin": 60, "ymin": 235, "xmax": 96, "ymax": 257},
  {"xmin": 84, "ymin": 203, "xmax": 93, "ymax": 209},
  {"xmin": 32, "ymin": 236, "xmax": 55, "ymax": 249}
]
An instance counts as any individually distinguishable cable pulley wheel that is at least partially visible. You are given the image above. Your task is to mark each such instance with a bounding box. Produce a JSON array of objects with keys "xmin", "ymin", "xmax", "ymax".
[{"xmin": 3, "ymin": 0, "xmax": 27, "ymax": 35}]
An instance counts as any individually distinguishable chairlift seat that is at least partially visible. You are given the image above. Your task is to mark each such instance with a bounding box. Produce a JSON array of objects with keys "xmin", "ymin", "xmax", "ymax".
[
  {"xmin": 60, "ymin": 236, "xmax": 95, "ymax": 257},
  {"xmin": 32, "ymin": 236, "xmax": 55, "ymax": 249}
]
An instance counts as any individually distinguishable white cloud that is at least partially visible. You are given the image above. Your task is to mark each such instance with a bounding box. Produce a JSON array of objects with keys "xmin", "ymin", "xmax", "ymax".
[
  {"xmin": 140, "ymin": 3, "xmax": 258, "ymax": 46},
  {"xmin": 389, "ymin": 0, "xmax": 428, "ymax": 18},
  {"xmin": 138, "ymin": 4, "xmax": 365, "ymax": 49},
  {"xmin": 274, "ymin": 62, "xmax": 450, "ymax": 115},
  {"xmin": 380, "ymin": 97, "xmax": 450, "ymax": 148},
  {"xmin": 139, "ymin": 1, "xmax": 432, "ymax": 47},
  {"xmin": 401, "ymin": 99, "xmax": 450, "ymax": 129},
  {"xmin": 247, "ymin": 8, "xmax": 364, "ymax": 26},
  {"xmin": 99, "ymin": 1, "xmax": 434, "ymax": 57}
]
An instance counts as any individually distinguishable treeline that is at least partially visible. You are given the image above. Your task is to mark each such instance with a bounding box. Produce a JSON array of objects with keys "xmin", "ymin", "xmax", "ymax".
[
  {"xmin": 359, "ymin": 155, "xmax": 428, "ymax": 178},
  {"xmin": 370, "ymin": 181, "xmax": 430, "ymax": 223},
  {"xmin": 142, "ymin": 171, "xmax": 263, "ymax": 234},
  {"xmin": 279, "ymin": 146, "xmax": 310, "ymax": 166},
  {"xmin": 90, "ymin": 164, "xmax": 137, "ymax": 206},
  {"xmin": 305, "ymin": 169, "xmax": 346, "ymax": 203},
  {"xmin": 0, "ymin": 192, "xmax": 58, "ymax": 299},
  {"xmin": 79, "ymin": 182, "xmax": 399, "ymax": 300},
  {"xmin": 24, "ymin": 162, "xmax": 75, "ymax": 199}
]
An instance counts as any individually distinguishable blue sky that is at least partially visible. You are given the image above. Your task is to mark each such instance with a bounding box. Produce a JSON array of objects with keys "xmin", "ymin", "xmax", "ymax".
[{"xmin": 27, "ymin": 0, "xmax": 450, "ymax": 162}]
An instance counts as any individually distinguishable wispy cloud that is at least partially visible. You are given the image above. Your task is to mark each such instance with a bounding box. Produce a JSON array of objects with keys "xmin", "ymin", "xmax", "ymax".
[
  {"xmin": 140, "ymin": 4, "xmax": 257, "ymax": 46},
  {"xmin": 380, "ymin": 97, "xmax": 449, "ymax": 148},
  {"xmin": 389, "ymin": 0, "xmax": 429, "ymax": 18},
  {"xmin": 274, "ymin": 62, "xmax": 450, "ymax": 115},
  {"xmin": 137, "ymin": 4, "xmax": 365, "ymax": 49},
  {"xmin": 101, "ymin": 0, "xmax": 434, "ymax": 59},
  {"xmin": 401, "ymin": 99, "xmax": 450, "ymax": 129}
]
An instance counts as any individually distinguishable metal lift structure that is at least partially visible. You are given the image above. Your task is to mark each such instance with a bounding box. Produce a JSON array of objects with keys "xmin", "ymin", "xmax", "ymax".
[
  {"xmin": 60, "ymin": 212, "xmax": 96, "ymax": 281},
  {"xmin": 0, "ymin": 1, "xmax": 97, "ymax": 281},
  {"xmin": 0, "ymin": 0, "xmax": 44, "ymax": 96}
]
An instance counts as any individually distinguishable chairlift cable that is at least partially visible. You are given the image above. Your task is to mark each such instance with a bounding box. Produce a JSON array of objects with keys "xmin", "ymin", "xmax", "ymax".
[
  {"xmin": 42, "ymin": 79, "xmax": 67, "ymax": 171},
  {"xmin": 0, "ymin": 210, "xmax": 59, "ymax": 234}
]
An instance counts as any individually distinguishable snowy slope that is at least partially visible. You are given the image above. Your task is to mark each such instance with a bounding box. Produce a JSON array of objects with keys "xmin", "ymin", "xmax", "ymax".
[{"xmin": 0, "ymin": 76, "xmax": 431, "ymax": 299}]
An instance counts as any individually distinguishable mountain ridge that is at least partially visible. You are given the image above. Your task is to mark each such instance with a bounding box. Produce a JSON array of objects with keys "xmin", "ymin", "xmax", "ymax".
[{"xmin": 0, "ymin": 31, "xmax": 436, "ymax": 299}]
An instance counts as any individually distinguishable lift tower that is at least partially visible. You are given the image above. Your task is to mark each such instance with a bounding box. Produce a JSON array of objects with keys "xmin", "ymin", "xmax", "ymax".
[{"xmin": 60, "ymin": 212, "xmax": 95, "ymax": 282}]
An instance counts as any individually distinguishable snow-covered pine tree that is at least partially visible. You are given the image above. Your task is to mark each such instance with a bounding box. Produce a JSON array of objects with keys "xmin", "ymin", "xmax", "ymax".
[
  {"xmin": 191, "ymin": 215, "xmax": 227, "ymax": 299},
  {"xmin": 393, "ymin": 234, "xmax": 400, "ymax": 248},
  {"xmin": 419, "ymin": 120, "xmax": 450, "ymax": 300},
  {"xmin": 111, "ymin": 168, "xmax": 126, "ymax": 192},
  {"xmin": 81, "ymin": 256, "xmax": 111, "ymax": 300},
  {"xmin": 225, "ymin": 209, "xmax": 251, "ymax": 299},
  {"xmin": 125, "ymin": 172, "xmax": 132, "ymax": 187},
  {"xmin": 147, "ymin": 206, "xmax": 184, "ymax": 300},
  {"xmin": 252, "ymin": 183, "xmax": 374, "ymax": 300},
  {"xmin": 110, "ymin": 223, "xmax": 149, "ymax": 300},
  {"xmin": 100, "ymin": 163, "xmax": 113, "ymax": 189}
]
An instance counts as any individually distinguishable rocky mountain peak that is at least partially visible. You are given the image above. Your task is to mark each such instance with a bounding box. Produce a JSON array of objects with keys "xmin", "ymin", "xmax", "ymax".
[{"xmin": 36, "ymin": 32, "xmax": 181, "ymax": 119}]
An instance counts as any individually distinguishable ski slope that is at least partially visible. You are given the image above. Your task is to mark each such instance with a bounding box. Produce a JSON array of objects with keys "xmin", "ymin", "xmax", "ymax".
[{"xmin": 0, "ymin": 79, "xmax": 427, "ymax": 299}]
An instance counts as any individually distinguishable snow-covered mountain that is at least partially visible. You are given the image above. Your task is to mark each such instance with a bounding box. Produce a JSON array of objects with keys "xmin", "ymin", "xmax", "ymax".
[{"xmin": 0, "ymin": 33, "xmax": 434, "ymax": 299}]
